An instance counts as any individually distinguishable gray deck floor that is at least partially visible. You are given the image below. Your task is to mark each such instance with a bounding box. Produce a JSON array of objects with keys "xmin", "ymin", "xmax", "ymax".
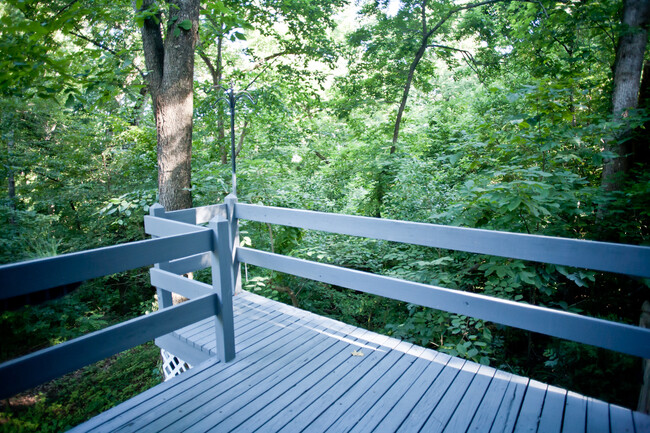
[{"xmin": 71, "ymin": 291, "xmax": 650, "ymax": 432}]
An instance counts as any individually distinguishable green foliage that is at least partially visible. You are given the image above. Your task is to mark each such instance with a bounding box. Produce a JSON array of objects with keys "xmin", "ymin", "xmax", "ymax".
[
  {"xmin": 98, "ymin": 189, "xmax": 156, "ymax": 242},
  {"xmin": 0, "ymin": 342, "xmax": 162, "ymax": 433},
  {"xmin": 0, "ymin": 269, "xmax": 154, "ymax": 363},
  {"xmin": 539, "ymin": 340, "xmax": 639, "ymax": 409},
  {"xmin": 387, "ymin": 307, "xmax": 495, "ymax": 365}
]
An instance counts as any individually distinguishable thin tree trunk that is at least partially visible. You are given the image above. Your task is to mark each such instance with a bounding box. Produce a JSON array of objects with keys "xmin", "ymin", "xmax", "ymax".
[
  {"xmin": 139, "ymin": 0, "xmax": 199, "ymax": 211},
  {"xmin": 390, "ymin": 0, "xmax": 505, "ymax": 152},
  {"xmin": 131, "ymin": 86, "xmax": 148, "ymax": 126},
  {"xmin": 235, "ymin": 120, "xmax": 248, "ymax": 157},
  {"xmin": 601, "ymin": 0, "xmax": 649, "ymax": 192},
  {"xmin": 391, "ymin": 45, "xmax": 427, "ymax": 153},
  {"xmin": 7, "ymin": 130, "xmax": 15, "ymax": 224},
  {"xmin": 200, "ymin": 36, "xmax": 228, "ymax": 164}
]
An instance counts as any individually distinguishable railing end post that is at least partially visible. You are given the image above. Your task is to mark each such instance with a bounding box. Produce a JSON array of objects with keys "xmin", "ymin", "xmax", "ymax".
[
  {"xmin": 150, "ymin": 203, "xmax": 165, "ymax": 217},
  {"xmin": 148, "ymin": 203, "xmax": 172, "ymax": 309},
  {"xmin": 209, "ymin": 216, "xmax": 236, "ymax": 362},
  {"xmin": 223, "ymin": 195, "xmax": 241, "ymax": 295}
]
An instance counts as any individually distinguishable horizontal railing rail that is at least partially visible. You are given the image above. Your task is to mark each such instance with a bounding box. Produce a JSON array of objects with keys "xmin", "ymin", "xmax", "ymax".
[
  {"xmin": 0, "ymin": 230, "xmax": 212, "ymax": 300},
  {"xmin": 0, "ymin": 211, "xmax": 237, "ymax": 400},
  {"xmin": 234, "ymin": 203, "xmax": 650, "ymax": 358},
  {"xmin": 235, "ymin": 203, "xmax": 650, "ymax": 278},
  {"xmin": 0, "ymin": 293, "xmax": 219, "ymax": 400},
  {"xmin": 236, "ymin": 247, "xmax": 650, "ymax": 359},
  {"xmin": 150, "ymin": 268, "xmax": 213, "ymax": 300},
  {"xmin": 162, "ymin": 203, "xmax": 226, "ymax": 225}
]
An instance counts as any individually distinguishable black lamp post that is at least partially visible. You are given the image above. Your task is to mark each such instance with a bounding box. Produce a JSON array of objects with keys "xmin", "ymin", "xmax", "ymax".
[{"xmin": 216, "ymin": 85, "xmax": 255, "ymax": 196}]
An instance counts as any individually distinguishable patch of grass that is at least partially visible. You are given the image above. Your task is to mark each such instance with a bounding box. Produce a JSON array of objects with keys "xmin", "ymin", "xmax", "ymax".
[{"xmin": 0, "ymin": 342, "xmax": 162, "ymax": 432}]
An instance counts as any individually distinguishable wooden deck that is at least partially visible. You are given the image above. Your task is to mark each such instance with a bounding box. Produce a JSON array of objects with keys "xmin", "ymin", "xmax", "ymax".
[{"xmin": 71, "ymin": 291, "xmax": 649, "ymax": 433}]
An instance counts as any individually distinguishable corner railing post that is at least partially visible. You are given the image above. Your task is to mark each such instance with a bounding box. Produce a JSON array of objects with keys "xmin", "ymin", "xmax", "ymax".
[
  {"xmin": 225, "ymin": 194, "xmax": 242, "ymax": 294},
  {"xmin": 150, "ymin": 203, "xmax": 173, "ymax": 309},
  {"xmin": 210, "ymin": 216, "xmax": 236, "ymax": 362}
]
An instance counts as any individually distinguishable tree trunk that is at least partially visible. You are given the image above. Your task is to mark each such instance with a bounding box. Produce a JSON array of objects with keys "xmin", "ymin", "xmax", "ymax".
[
  {"xmin": 601, "ymin": 0, "xmax": 649, "ymax": 192},
  {"xmin": 139, "ymin": 0, "xmax": 199, "ymax": 211},
  {"xmin": 391, "ymin": 44, "xmax": 427, "ymax": 153},
  {"xmin": 7, "ymin": 130, "xmax": 15, "ymax": 211}
]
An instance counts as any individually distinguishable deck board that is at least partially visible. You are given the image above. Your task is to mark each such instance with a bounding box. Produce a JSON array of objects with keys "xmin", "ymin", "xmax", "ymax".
[
  {"xmin": 537, "ymin": 385, "xmax": 567, "ymax": 432},
  {"xmin": 443, "ymin": 364, "xmax": 497, "ymax": 432},
  {"xmin": 490, "ymin": 374, "xmax": 529, "ymax": 432},
  {"xmin": 562, "ymin": 391, "xmax": 588, "ymax": 431},
  {"xmin": 513, "ymin": 380, "xmax": 547, "ymax": 432},
  {"xmin": 71, "ymin": 290, "xmax": 650, "ymax": 433},
  {"xmin": 466, "ymin": 369, "xmax": 513, "ymax": 432}
]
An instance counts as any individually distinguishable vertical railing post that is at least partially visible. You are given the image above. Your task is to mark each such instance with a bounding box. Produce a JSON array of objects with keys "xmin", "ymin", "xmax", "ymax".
[
  {"xmin": 225, "ymin": 193, "xmax": 242, "ymax": 294},
  {"xmin": 150, "ymin": 203, "xmax": 173, "ymax": 309},
  {"xmin": 210, "ymin": 216, "xmax": 236, "ymax": 362}
]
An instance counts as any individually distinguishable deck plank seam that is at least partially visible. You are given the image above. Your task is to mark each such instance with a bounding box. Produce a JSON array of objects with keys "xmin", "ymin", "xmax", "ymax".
[
  {"xmin": 184, "ymin": 326, "xmax": 378, "ymax": 432},
  {"xmin": 86, "ymin": 306, "xmax": 331, "ymax": 432},
  {"xmin": 441, "ymin": 364, "xmax": 498, "ymax": 432},
  {"xmin": 464, "ymin": 369, "xmax": 514, "ymax": 433},
  {"xmin": 162, "ymin": 315, "xmax": 375, "ymax": 432},
  {"xmin": 104, "ymin": 314, "xmax": 334, "ymax": 433},
  {"xmin": 300, "ymin": 341, "xmax": 416, "ymax": 433},
  {"xmin": 366, "ymin": 352, "xmax": 455, "ymax": 432},
  {"xmin": 394, "ymin": 357, "xmax": 469, "ymax": 432},
  {"xmin": 323, "ymin": 343, "xmax": 427, "ymax": 433},
  {"xmin": 335, "ymin": 345, "xmax": 432, "ymax": 433},
  {"xmin": 272, "ymin": 331, "xmax": 398, "ymax": 432},
  {"xmin": 234, "ymin": 328, "xmax": 396, "ymax": 433}
]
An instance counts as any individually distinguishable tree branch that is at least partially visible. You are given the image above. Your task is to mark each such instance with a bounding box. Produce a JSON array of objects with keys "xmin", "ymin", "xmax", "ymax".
[
  {"xmin": 244, "ymin": 58, "xmax": 277, "ymax": 91},
  {"xmin": 425, "ymin": 0, "xmax": 507, "ymax": 41},
  {"xmin": 69, "ymin": 29, "xmax": 146, "ymax": 79},
  {"xmin": 314, "ymin": 150, "xmax": 330, "ymax": 164},
  {"xmin": 272, "ymin": 285, "xmax": 299, "ymax": 307},
  {"xmin": 392, "ymin": 0, "xmax": 511, "ymax": 150},
  {"xmin": 51, "ymin": 0, "xmax": 79, "ymax": 20},
  {"xmin": 199, "ymin": 51, "xmax": 219, "ymax": 85},
  {"xmin": 235, "ymin": 120, "xmax": 248, "ymax": 157},
  {"xmin": 428, "ymin": 43, "xmax": 483, "ymax": 81}
]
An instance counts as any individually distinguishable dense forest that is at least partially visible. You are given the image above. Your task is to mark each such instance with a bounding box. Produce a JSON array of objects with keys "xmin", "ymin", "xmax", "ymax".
[{"xmin": 1, "ymin": 0, "xmax": 649, "ymax": 430}]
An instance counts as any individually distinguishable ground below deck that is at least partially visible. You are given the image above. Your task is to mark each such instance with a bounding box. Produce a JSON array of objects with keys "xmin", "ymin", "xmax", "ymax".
[{"xmin": 71, "ymin": 291, "xmax": 650, "ymax": 432}]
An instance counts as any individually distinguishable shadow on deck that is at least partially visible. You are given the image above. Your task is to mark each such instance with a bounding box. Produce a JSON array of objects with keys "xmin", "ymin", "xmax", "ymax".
[{"xmin": 73, "ymin": 291, "xmax": 649, "ymax": 433}]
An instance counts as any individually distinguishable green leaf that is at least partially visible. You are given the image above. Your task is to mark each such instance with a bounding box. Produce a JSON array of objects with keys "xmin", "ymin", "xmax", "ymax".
[
  {"xmin": 65, "ymin": 94, "xmax": 75, "ymax": 108},
  {"xmin": 178, "ymin": 19, "xmax": 192, "ymax": 30},
  {"xmin": 173, "ymin": 27, "xmax": 180, "ymax": 37}
]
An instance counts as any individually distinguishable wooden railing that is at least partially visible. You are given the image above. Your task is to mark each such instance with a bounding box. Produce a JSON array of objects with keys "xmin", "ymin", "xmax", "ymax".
[
  {"xmin": 0, "ymin": 207, "xmax": 237, "ymax": 400},
  {"xmin": 231, "ymin": 201, "xmax": 650, "ymax": 359},
  {"xmin": 1, "ymin": 194, "xmax": 649, "ymax": 401}
]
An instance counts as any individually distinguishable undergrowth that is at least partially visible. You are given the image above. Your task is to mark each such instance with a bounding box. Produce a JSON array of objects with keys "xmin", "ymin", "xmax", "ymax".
[{"xmin": 0, "ymin": 342, "xmax": 162, "ymax": 432}]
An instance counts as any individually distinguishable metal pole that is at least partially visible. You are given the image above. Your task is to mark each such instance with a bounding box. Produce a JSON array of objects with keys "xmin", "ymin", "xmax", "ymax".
[{"xmin": 229, "ymin": 90, "xmax": 236, "ymax": 196}]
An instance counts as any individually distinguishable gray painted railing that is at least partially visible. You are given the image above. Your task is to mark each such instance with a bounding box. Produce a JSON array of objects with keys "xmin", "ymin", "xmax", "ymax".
[
  {"xmin": 0, "ymin": 210, "xmax": 237, "ymax": 400},
  {"xmin": 1, "ymin": 196, "xmax": 649, "ymax": 402},
  {"xmin": 233, "ymin": 203, "xmax": 650, "ymax": 359}
]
